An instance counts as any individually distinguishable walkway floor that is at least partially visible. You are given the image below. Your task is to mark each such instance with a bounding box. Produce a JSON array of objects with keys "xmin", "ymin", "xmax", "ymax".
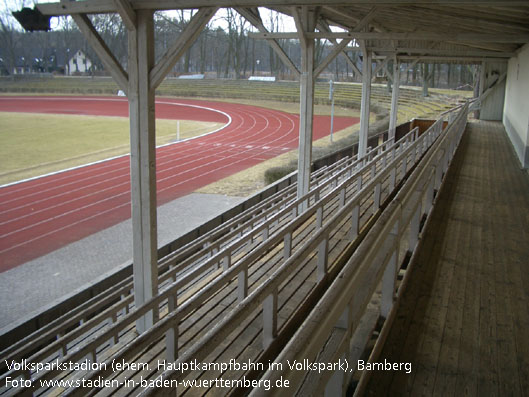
[{"xmin": 365, "ymin": 120, "xmax": 529, "ymax": 395}]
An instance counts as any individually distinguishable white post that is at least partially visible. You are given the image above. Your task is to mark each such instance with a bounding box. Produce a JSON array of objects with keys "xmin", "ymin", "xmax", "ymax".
[
  {"xmin": 128, "ymin": 10, "xmax": 158, "ymax": 333},
  {"xmin": 476, "ymin": 61, "xmax": 486, "ymax": 119},
  {"xmin": 297, "ymin": 9, "xmax": 316, "ymax": 205},
  {"xmin": 177, "ymin": 120, "xmax": 180, "ymax": 141},
  {"xmin": 329, "ymin": 79, "xmax": 335, "ymax": 142},
  {"xmin": 389, "ymin": 60, "xmax": 400, "ymax": 142},
  {"xmin": 358, "ymin": 49, "xmax": 371, "ymax": 157}
]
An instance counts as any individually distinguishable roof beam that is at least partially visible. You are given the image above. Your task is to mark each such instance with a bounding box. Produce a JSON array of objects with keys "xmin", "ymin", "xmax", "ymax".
[
  {"xmin": 318, "ymin": 19, "xmax": 362, "ymax": 77},
  {"xmin": 70, "ymin": 13, "xmax": 128, "ymax": 92},
  {"xmin": 38, "ymin": 1, "xmax": 529, "ymax": 16},
  {"xmin": 314, "ymin": 37, "xmax": 351, "ymax": 77},
  {"xmin": 394, "ymin": 55, "xmax": 509, "ymax": 62},
  {"xmin": 372, "ymin": 56, "xmax": 390, "ymax": 80},
  {"xmin": 250, "ymin": 31, "xmax": 529, "ymax": 43},
  {"xmin": 114, "ymin": 0, "xmax": 136, "ymax": 30},
  {"xmin": 312, "ymin": 7, "xmax": 377, "ymax": 78},
  {"xmin": 369, "ymin": 47, "xmax": 515, "ymax": 58},
  {"xmin": 149, "ymin": 7, "xmax": 217, "ymax": 89},
  {"xmin": 352, "ymin": 6, "xmax": 379, "ymax": 32},
  {"xmin": 236, "ymin": 7, "xmax": 300, "ymax": 77}
]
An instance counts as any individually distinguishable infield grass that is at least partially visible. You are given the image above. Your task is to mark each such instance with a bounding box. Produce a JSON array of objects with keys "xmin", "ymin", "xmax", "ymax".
[{"xmin": 0, "ymin": 112, "xmax": 223, "ymax": 185}]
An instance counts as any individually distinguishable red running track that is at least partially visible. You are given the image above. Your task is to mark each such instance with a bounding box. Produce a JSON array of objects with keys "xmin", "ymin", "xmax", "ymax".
[{"xmin": 0, "ymin": 96, "xmax": 359, "ymax": 272}]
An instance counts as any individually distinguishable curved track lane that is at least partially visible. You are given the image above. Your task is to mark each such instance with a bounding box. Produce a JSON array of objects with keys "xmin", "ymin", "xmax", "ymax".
[{"xmin": 0, "ymin": 96, "xmax": 359, "ymax": 271}]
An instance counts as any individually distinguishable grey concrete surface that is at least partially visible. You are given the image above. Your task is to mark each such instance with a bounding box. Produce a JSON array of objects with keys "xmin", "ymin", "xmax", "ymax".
[{"xmin": 0, "ymin": 193, "xmax": 243, "ymax": 330}]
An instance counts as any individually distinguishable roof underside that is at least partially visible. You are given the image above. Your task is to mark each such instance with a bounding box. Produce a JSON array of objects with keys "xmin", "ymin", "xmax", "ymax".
[{"xmin": 37, "ymin": 1, "xmax": 529, "ymax": 63}]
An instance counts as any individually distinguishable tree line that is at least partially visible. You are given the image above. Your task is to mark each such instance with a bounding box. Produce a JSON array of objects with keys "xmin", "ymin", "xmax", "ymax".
[{"xmin": 0, "ymin": 6, "xmax": 476, "ymax": 89}]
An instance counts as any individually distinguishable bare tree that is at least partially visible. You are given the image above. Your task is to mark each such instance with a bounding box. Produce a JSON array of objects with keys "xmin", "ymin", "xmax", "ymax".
[{"xmin": 0, "ymin": 0, "xmax": 29, "ymax": 74}]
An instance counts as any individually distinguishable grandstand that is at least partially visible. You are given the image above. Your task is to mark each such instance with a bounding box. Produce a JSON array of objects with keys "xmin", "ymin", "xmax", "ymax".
[{"xmin": 1, "ymin": 1, "xmax": 528, "ymax": 396}]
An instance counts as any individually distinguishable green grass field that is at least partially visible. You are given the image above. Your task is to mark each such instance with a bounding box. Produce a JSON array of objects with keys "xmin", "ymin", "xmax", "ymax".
[{"xmin": 0, "ymin": 112, "xmax": 223, "ymax": 185}]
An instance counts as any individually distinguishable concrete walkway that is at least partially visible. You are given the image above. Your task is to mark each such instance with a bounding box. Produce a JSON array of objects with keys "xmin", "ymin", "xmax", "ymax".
[
  {"xmin": 365, "ymin": 121, "xmax": 529, "ymax": 395},
  {"xmin": 0, "ymin": 193, "xmax": 243, "ymax": 330}
]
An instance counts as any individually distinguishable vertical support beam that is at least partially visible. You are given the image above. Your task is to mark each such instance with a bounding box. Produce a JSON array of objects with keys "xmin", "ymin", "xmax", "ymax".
[
  {"xmin": 422, "ymin": 63, "xmax": 429, "ymax": 97},
  {"xmin": 128, "ymin": 10, "xmax": 158, "ymax": 333},
  {"xmin": 476, "ymin": 61, "xmax": 486, "ymax": 119},
  {"xmin": 295, "ymin": 7, "xmax": 317, "ymax": 206},
  {"xmin": 359, "ymin": 49, "xmax": 371, "ymax": 157},
  {"xmin": 389, "ymin": 60, "xmax": 400, "ymax": 142}
]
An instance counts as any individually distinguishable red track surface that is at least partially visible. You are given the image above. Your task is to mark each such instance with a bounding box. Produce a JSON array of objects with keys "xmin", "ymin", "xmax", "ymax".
[{"xmin": 0, "ymin": 96, "xmax": 359, "ymax": 272}]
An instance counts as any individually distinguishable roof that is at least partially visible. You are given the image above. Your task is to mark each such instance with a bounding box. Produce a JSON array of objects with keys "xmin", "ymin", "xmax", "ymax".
[{"xmin": 37, "ymin": 1, "xmax": 529, "ymax": 63}]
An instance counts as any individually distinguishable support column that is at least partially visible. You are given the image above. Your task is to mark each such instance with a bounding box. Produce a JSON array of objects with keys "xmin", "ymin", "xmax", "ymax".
[
  {"xmin": 477, "ymin": 61, "xmax": 486, "ymax": 119},
  {"xmin": 358, "ymin": 49, "xmax": 371, "ymax": 158},
  {"xmin": 296, "ymin": 7, "xmax": 316, "ymax": 204},
  {"xmin": 422, "ymin": 63, "xmax": 429, "ymax": 97},
  {"xmin": 389, "ymin": 60, "xmax": 400, "ymax": 142},
  {"xmin": 128, "ymin": 9, "xmax": 158, "ymax": 333}
]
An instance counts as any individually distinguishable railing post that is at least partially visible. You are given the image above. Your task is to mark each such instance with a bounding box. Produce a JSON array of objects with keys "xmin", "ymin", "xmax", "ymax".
[
  {"xmin": 411, "ymin": 144, "xmax": 416, "ymax": 165},
  {"xmin": 373, "ymin": 183, "xmax": 381, "ymax": 214},
  {"xmin": 443, "ymin": 147, "xmax": 449, "ymax": 174},
  {"xmin": 349, "ymin": 204, "xmax": 360, "ymax": 241},
  {"xmin": 222, "ymin": 253, "xmax": 231, "ymax": 270},
  {"xmin": 317, "ymin": 235, "xmax": 329, "ymax": 282},
  {"xmin": 425, "ymin": 173, "xmax": 435, "ymax": 215},
  {"xmin": 381, "ymin": 246, "xmax": 398, "ymax": 319},
  {"xmin": 400, "ymin": 153, "xmax": 407, "ymax": 179},
  {"xmin": 380, "ymin": 219, "xmax": 400, "ymax": 319},
  {"xmin": 284, "ymin": 232, "xmax": 292, "ymax": 259},
  {"xmin": 108, "ymin": 313, "xmax": 118, "ymax": 346},
  {"xmin": 435, "ymin": 152, "xmax": 444, "ymax": 189},
  {"xmin": 409, "ymin": 204, "xmax": 422, "ymax": 252},
  {"xmin": 121, "ymin": 294, "xmax": 129, "ymax": 316},
  {"xmin": 263, "ymin": 289, "xmax": 278, "ymax": 349},
  {"xmin": 261, "ymin": 225, "xmax": 269, "ymax": 241},
  {"xmin": 238, "ymin": 267, "xmax": 248, "ymax": 302},
  {"xmin": 165, "ymin": 295, "xmax": 178, "ymax": 362},
  {"xmin": 316, "ymin": 206, "xmax": 324, "ymax": 229},
  {"xmin": 339, "ymin": 188, "xmax": 346, "ymax": 207},
  {"xmin": 389, "ymin": 167, "xmax": 397, "ymax": 192}
]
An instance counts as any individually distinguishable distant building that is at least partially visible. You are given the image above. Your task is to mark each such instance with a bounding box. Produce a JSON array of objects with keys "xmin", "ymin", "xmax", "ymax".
[
  {"xmin": 12, "ymin": 65, "xmax": 31, "ymax": 75},
  {"xmin": 67, "ymin": 50, "xmax": 92, "ymax": 75}
]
